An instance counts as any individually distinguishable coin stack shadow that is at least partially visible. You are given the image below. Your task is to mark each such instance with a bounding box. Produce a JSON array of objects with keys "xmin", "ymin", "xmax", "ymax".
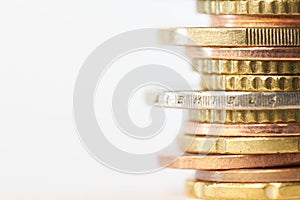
[{"xmin": 158, "ymin": 0, "xmax": 300, "ymax": 199}]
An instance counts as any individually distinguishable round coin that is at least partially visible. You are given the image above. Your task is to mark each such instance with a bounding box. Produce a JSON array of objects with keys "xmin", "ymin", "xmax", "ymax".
[
  {"xmin": 155, "ymin": 91, "xmax": 300, "ymax": 110},
  {"xmin": 189, "ymin": 109, "xmax": 300, "ymax": 123},
  {"xmin": 195, "ymin": 167, "xmax": 300, "ymax": 183},
  {"xmin": 162, "ymin": 27, "xmax": 300, "ymax": 47},
  {"xmin": 202, "ymin": 74, "xmax": 300, "ymax": 92},
  {"xmin": 192, "ymin": 59, "xmax": 300, "ymax": 75},
  {"xmin": 185, "ymin": 122, "xmax": 300, "ymax": 137},
  {"xmin": 186, "ymin": 47, "xmax": 300, "ymax": 61},
  {"xmin": 159, "ymin": 154, "xmax": 300, "ymax": 170},
  {"xmin": 181, "ymin": 135, "xmax": 300, "ymax": 154},
  {"xmin": 186, "ymin": 180, "xmax": 300, "ymax": 200},
  {"xmin": 210, "ymin": 15, "xmax": 300, "ymax": 28},
  {"xmin": 197, "ymin": 0, "xmax": 300, "ymax": 15}
]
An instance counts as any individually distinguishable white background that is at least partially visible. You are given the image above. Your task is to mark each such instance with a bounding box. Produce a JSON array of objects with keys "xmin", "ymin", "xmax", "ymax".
[{"xmin": 0, "ymin": 0, "xmax": 209, "ymax": 199}]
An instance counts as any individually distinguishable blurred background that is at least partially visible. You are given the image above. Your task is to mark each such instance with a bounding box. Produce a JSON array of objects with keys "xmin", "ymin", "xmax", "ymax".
[{"xmin": 0, "ymin": 1, "xmax": 209, "ymax": 199}]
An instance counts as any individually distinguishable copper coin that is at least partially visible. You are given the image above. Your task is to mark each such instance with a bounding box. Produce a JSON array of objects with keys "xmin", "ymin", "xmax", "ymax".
[
  {"xmin": 210, "ymin": 15, "xmax": 300, "ymax": 28},
  {"xmin": 195, "ymin": 167, "xmax": 300, "ymax": 183},
  {"xmin": 185, "ymin": 122, "xmax": 300, "ymax": 137},
  {"xmin": 186, "ymin": 47, "xmax": 300, "ymax": 61},
  {"xmin": 159, "ymin": 154, "xmax": 300, "ymax": 170}
]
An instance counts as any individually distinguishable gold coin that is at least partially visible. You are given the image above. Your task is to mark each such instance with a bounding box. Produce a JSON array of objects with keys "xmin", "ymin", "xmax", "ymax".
[
  {"xmin": 162, "ymin": 27, "xmax": 300, "ymax": 47},
  {"xmin": 187, "ymin": 47, "xmax": 300, "ymax": 61},
  {"xmin": 192, "ymin": 60, "xmax": 300, "ymax": 75},
  {"xmin": 189, "ymin": 110, "xmax": 300, "ymax": 123},
  {"xmin": 202, "ymin": 75, "xmax": 300, "ymax": 91},
  {"xmin": 197, "ymin": 0, "xmax": 300, "ymax": 15},
  {"xmin": 181, "ymin": 135, "xmax": 300, "ymax": 154},
  {"xmin": 186, "ymin": 180, "xmax": 300, "ymax": 200}
]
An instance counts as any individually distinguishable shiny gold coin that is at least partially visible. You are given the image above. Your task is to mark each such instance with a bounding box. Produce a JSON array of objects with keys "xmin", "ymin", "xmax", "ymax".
[
  {"xmin": 192, "ymin": 59, "xmax": 300, "ymax": 75},
  {"xmin": 202, "ymin": 75, "xmax": 300, "ymax": 92},
  {"xmin": 181, "ymin": 135, "xmax": 300, "ymax": 154},
  {"xmin": 187, "ymin": 47, "xmax": 300, "ymax": 61},
  {"xmin": 195, "ymin": 167, "xmax": 300, "ymax": 183},
  {"xmin": 197, "ymin": 0, "xmax": 300, "ymax": 15},
  {"xmin": 186, "ymin": 180, "xmax": 300, "ymax": 200},
  {"xmin": 162, "ymin": 27, "xmax": 300, "ymax": 47},
  {"xmin": 189, "ymin": 110, "xmax": 300, "ymax": 123}
]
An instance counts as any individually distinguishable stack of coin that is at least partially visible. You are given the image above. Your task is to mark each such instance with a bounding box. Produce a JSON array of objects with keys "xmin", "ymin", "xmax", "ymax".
[{"xmin": 157, "ymin": 0, "xmax": 300, "ymax": 199}]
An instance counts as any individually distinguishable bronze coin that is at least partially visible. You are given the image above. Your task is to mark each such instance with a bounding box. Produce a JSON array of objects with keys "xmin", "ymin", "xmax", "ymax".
[
  {"xmin": 159, "ymin": 154, "xmax": 300, "ymax": 170},
  {"xmin": 196, "ymin": 167, "xmax": 300, "ymax": 183},
  {"xmin": 185, "ymin": 122, "xmax": 300, "ymax": 137},
  {"xmin": 210, "ymin": 15, "xmax": 300, "ymax": 28}
]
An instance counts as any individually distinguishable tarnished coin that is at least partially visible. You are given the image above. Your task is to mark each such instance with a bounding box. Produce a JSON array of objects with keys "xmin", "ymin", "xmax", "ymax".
[
  {"xmin": 187, "ymin": 47, "xmax": 300, "ymax": 61},
  {"xmin": 197, "ymin": 0, "xmax": 300, "ymax": 15},
  {"xmin": 192, "ymin": 59, "xmax": 300, "ymax": 75},
  {"xmin": 159, "ymin": 154, "xmax": 300, "ymax": 170},
  {"xmin": 189, "ymin": 109, "xmax": 300, "ymax": 123},
  {"xmin": 210, "ymin": 15, "xmax": 300, "ymax": 28},
  {"xmin": 181, "ymin": 135, "xmax": 300, "ymax": 154},
  {"xmin": 202, "ymin": 74, "xmax": 300, "ymax": 92},
  {"xmin": 195, "ymin": 167, "xmax": 300, "ymax": 183},
  {"xmin": 186, "ymin": 180, "xmax": 300, "ymax": 200},
  {"xmin": 155, "ymin": 91, "xmax": 300, "ymax": 110},
  {"xmin": 185, "ymin": 122, "xmax": 300, "ymax": 137},
  {"xmin": 162, "ymin": 27, "xmax": 300, "ymax": 47}
]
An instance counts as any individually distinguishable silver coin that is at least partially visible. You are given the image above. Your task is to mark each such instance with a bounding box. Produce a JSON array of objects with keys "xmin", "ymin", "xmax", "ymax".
[{"xmin": 155, "ymin": 91, "xmax": 300, "ymax": 110}]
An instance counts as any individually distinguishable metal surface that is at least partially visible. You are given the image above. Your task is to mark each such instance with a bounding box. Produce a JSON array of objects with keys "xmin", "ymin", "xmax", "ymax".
[
  {"xmin": 189, "ymin": 109, "xmax": 300, "ymax": 123},
  {"xmin": 185, "ymin": 122, "xmax": 300, "ymax": 137},
  {"xmin": 186, "ymin": 47, "xmax": 300, "ymax": 61},
  {"xmin": 202, "ymin": 74, "xmax": 300, "ymax": 92},
  {"xmin": 197, "ymin": 0, "xmax": 300, "ymax": 15},
  {"xmin": 195, "ymin": 167, "xmax": 300, "ymax": 183},
  {"xmin": 181, "ymin": 135, "xmax": 300, "ymax": 154},
  {"xmin": 162, "ymin": 27, "xmax": 300, "ymax": 47},
  {"xmin": 186, "ymin": 180, "xmax": 300, "ymax": 200},
  {"xmin": 192, "ymin": 59, "xmax": 300, "ymax": 75},
  {"xmin": 210, "ymin": 15, "xmax": 300, "ymax": 27},
  {"xmin": 155, "ymin": 91, "xmax": 300, "ymax": 110},
  {"xmin": 159, "ymin": 154, "xmax": 300, "ymax": 170}
]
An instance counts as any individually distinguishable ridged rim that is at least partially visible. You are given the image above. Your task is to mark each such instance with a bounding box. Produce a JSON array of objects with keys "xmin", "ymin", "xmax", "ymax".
[{"xmin": 198, "ymin": 0, "xmax": 300, "ymax": 15}]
